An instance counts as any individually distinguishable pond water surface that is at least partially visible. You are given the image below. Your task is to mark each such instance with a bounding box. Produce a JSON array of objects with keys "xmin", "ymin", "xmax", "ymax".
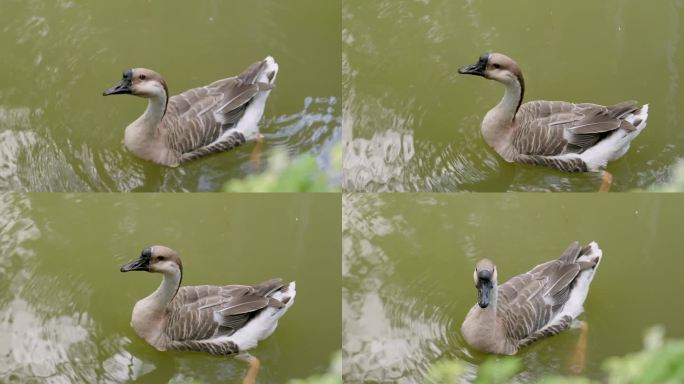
[
  {"xmin": 0, "ymin": 0, "xmax": 340, "ymax": 191},
  {"xmin": 343, "ymin": 193, "xmax": 684, "ymax": 383},
  {"xmin": 0, "ymin": 193, "xmax": 341, "ymax": 383},
  {"xmin": 343, "ymin": 0, "xmax": 684, "ymax": 192}
]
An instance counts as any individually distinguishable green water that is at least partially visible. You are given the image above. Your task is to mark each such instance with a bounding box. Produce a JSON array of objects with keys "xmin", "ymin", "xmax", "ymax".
[
  {"xmin": 342, "ymin": 193, "xmax": 684, "ymax": 382},
  {"xmin": 342, "ymin": 0, "xmax": 684, "ymax": 192},
  {"xmin": 0, "ymin": 0, "xmax": 341, "ymax": 191},
  {"xmin": 0, "ymin": 193, "xmax": 341, "ymax": 383}
]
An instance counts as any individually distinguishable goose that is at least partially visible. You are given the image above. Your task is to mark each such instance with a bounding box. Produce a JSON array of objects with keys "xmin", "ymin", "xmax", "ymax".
[
  {"xmin": 103, "ymin": 57, "xmax": 278, "ymax": 167},
  {"xmin": 120, "ymin": 245, "xmax": 296, "ymax": 384},
  {"xmin": 458, "ymin": 53, "xmax": 648, "ymax": 189},
  {"xmin": 461, "ymin": 241, "xmax": 601, "ymax": 355}
]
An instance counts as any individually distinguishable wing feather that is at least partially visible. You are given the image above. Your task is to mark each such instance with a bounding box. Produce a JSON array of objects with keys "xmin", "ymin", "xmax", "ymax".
[
  {"xmin": 497, "ymin": 242, "xmax": 595, "ymax": 344},
  {"xmin": 164, "ymin": 280, "xmax": 286, "ymax": 342},
  {"xmin": 512, "ymin": 100, "xmax": 640, "ymax": 157},
  {"xmin": 161, "ymin": 59, "xmax": 274, "ymax": 158}
]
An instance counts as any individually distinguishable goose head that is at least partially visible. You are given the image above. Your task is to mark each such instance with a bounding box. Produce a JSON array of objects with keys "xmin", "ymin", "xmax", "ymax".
[
  {"xmin": 458, "ymin": 53, "xmax": 524, "ymax": 87},
  {"xmin": 103, "ymin": 68, "xmax": 168, "ymax": 99},
  {"xmin": 473, "ymin": 259, "xmax": 497, "ymax": 308},
  {"xmin": 120, "ymin": 245, "xmax": 183, "ymax": 275}
]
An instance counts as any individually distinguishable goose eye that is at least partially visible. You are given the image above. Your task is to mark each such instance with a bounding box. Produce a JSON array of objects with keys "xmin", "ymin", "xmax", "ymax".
[
  {"xmin": 492, "ymin": 64, "xmax": 501, "ymax": 69},
  {"xmin": 139, "ymin": 74, "xmax": 146, "ymax": 80},
  {"xmin": 157, "ymin": 256, "xmax": 165, "ymax": 261}
]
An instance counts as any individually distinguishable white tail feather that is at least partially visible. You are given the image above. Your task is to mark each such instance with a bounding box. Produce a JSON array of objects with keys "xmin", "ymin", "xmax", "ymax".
[
  {"xmin": 581, "ymin": 104, "xmax": 649, "ymax": 171},
  {"xmin": 230, "ymin": 56, "xmax": 278, "ymax": 142},
  {"xmin": 552, "ymin": 242, "xmax": 602, "ymax": 324},
  {"xmin": 226, "ymin": 281, "xmax": 296, "ymax": 351}
]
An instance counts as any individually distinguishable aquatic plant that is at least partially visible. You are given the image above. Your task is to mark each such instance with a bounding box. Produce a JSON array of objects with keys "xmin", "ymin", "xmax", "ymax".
[
  {"xmin": 424, "ymin": 326, "xmax": 684, "ymax": 384},
  {"xmin": 224, "ymin": 144, "xmax": 341, "ymax": 192}
]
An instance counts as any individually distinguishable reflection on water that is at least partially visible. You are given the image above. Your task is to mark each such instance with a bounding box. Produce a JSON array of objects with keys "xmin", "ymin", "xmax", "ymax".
[
  {"xmin": 343, "ymin": 0, "xmax": 684, "ymax": 191},
  {"xmin": 343, "ymin": 195, "xmax": 466, "ymax": 383},
  {"xmin": 342, "ymin": 119, "xmax": 507, "ymax": 192},
  {"xmin": 343, "ymin": 193, "xmax": 684, "ymax": 383},
  {"xmin": 0, "ymin": 193, "xmax": 341, "ymax": 384},
  {"xmin": 0, "ymin": 193, "xmax": 139, "ymax": 383},
  {"xmin": 344, "ymin": 129, "xmax": 415, "ymax": 192},
  {"xmin": 0, "ymin": 193, "xmax": 340, "ymax": 383},
  {"xmin": 0, "ymin": 96, "xmax": 340, "ymax": 192}
]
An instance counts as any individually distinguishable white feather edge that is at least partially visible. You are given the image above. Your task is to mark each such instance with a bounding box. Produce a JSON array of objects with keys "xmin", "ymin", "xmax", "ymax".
[
  {"xmin": 546, "ymin": 241, "xmax": 602, "ymax": 329},
  {"xmin": 213, "ymin": 56, "xmax": 279, "ymax": 142},
  {"xmin": 580, "ymin": 104, "xmax": 649, "ymax": 171},
  {"xmin": 212, "ymin": 281, "xmax": 296, "ymax": 352},
  {"xmin": 545, "ymin": 104, "xmax": 649, "ymax": 171}
]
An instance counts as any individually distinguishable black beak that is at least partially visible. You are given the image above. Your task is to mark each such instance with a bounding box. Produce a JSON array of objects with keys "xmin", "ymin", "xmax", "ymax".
[
  {"xmin": 103, "ymin": 69, "xmax": 133, "ymax": 96},
  {"xmin": 458, "ymin": 53, "xmax": 489, "ymax": 77},
  {"xmin": 120, "ymin": 255, "xmax": 149, "ymax": 272},
  {"xmin": 476, "ymin": 270, "xmax": 493, "ymax": 308}
]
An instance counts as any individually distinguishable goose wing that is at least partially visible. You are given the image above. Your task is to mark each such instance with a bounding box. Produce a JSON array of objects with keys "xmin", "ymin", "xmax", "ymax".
[
  {"xmin": 165, "ymin": 278, "xmax": 285, "ymax": 342},
  {"xmin": 512, "ymin": 100, "xmax": 639, "ymax": 156},
  {"xmin": 163, "ymin": 60, "xmax": 274, "ymax": 155},
  {"xmin": 497, "ymin": 242, "xmax": 596, "ymax": 343}
]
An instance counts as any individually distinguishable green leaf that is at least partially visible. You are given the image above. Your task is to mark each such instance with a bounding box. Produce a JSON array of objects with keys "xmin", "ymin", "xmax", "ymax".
[
  {"xmin": 424, "ymin": 359, "xmax": 465, "ymax": 383},
  {"xmin": 475, "ymin": 357, "xmax": 521, "ymax": 384}
]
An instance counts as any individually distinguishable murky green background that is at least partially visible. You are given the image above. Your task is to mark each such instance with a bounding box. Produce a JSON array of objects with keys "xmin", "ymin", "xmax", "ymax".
[
  {"xmin": 0, "ymin": 193, "xmax": 341, "ymax": 383},
  {"xmin": 342, "ymin": 0, "xmax": 684, "ymax": 192},
  {"xmin": 0, "ymin": 0, "xmax": 341, "ymax": 191},
  {"xmin": 343, "ymin": 193, "xmax": 684, "ymax": 382}
]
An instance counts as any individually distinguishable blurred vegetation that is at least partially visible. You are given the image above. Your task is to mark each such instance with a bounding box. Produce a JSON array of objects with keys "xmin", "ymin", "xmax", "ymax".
[
  {"xmin": 424, "ymin": 359, "xmax": 466, "ymax": 383},
  {"xmin": 603, "ymin": 326, "xmax": 684, "ymax": 384},
  {"xmin": 287, "ymin": 351, "xmax": 342, "ymax": 384},
  {"xmin": 224, "ymin": 143, "xmax": 341, "ymax": 192},
  {"xmin": 475, "ymin": 358, "xmax": 522, "ymax": 384},
  {"xmin": 424, "ymin": 326, "xmax": 684, "ymax": 384}
]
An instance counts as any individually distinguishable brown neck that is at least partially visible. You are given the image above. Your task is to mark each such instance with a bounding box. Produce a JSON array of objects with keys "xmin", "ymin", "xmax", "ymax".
[{"xmin": 513, "ymin": 73, "xmax": 525, "ymax": 117}]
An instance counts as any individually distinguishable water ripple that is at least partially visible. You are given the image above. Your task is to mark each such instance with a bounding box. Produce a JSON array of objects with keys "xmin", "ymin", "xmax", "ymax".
[{"xmin": 343, "ymin": 195, "xmax": 467, "ymax": 383}]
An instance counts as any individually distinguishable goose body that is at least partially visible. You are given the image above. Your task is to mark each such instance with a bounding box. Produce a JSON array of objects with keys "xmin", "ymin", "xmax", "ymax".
[
  {"xmin": 120, "ymin": 246, "xmax": 295, "ymax": 355},
  {"xmin": 104, "ymin": 57, "xmax": 278, "ymax": 167},
  {"xmin": 459, "ymin": 53, "xmax": 648, "ymax": 172},
  {"xmin": 461, "ymin": 241, "xmax": 602, "ymax": 355}
]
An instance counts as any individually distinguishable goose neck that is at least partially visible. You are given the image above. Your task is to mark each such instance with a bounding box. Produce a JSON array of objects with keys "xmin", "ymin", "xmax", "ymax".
[
  {"xmin": 481, "ymin": 78, "xmax": 523, "ymax": 152},
  {"xmin": 494, "ymin": 78, "xmax": 523, "ymax": 123},
  {"xmin": 140, "ymin": 91, "xmax": 168, "ymax": 128},
  {"xmin": 149, "ymin": 269, "xmax": 181, "ymax": 309}
]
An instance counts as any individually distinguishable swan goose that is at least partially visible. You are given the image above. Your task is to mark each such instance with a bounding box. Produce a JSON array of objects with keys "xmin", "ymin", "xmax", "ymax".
[
  {"xmin": 103, "ymin": 57, "xmax": 278, "ymax": 167},
  {"xmin": 461, "ymin": 241, "xmax": 601, "ymax": 355},
  {"xmin": 458, "ymin": 53, "xmax": 648, "ymax": 174},
  {"xmin": 120, "ymin": 246, "xmax": 295, "ymax": 382}
]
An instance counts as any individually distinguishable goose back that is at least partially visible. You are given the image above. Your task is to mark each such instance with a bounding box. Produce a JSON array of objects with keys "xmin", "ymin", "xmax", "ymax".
[
  {"xmin": 163, "ymin": 60, "xmax": 275, "ymax": 160},
  {"xmin": 161, "ymin": 279, "xmax": 286, "ymax": 353},
  {"xmin": 496, "ymin": 242, "xmax": 596, "ymax": 345},
  {"xmin": 510, "ymin": 101, "xmax": 641, "ymax": 171}
]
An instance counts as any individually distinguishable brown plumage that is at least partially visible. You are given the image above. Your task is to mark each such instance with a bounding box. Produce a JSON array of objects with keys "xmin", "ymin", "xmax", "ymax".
[
  {"xmin": 458, "ymin": 53, "xmax": 648, "ymax": 172},
  {"xmin": 164, "ymin": 279, "xmax": 288, "ymax": 355},
  {"xmin": 103, "ymin": 57, "xmax": 278, "ymax": 167},
  {"xmin": 511, "ymin": 100, "xmax": 641, "ymax": 172},
  {"xmin": 120, "ymin": 246, "xmax": 296, "ymax": 356},
  {"xmin": 461, "ymin": 241, "xmax": 602, "ymax": 355}
]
